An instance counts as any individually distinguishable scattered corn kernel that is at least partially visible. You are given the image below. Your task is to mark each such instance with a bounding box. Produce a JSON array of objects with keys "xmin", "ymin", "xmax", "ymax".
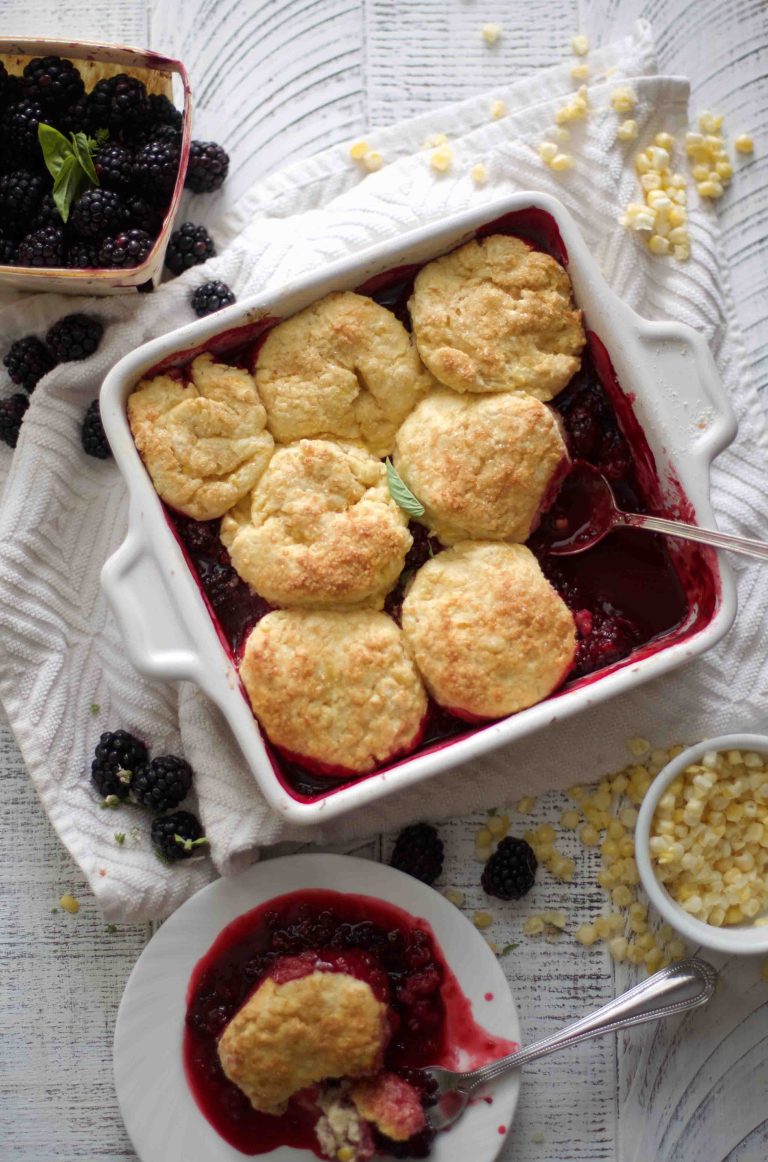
[
  {"xmin": 490, "ymin": 99, "xmax": 506, "ymax": 120},
  {"xmin": 571, "ymin": 63, "xmax": 590, "ymax": 81},
  {"xmin": 648, "ymin": 234, "xmax": 671, "ymax": 255},
  {"xmin": 482, "ymin": 22, "xmax": 502, "ymax": 45},
  {"xmin": 609, "ymin": 935, "xmax": 629, "ymax": 961},
  {"xmin": 349, "ymin": 140, "xmax": 369, "ymax": 160},
  {"xmin": 338, "ymin": 1148, "xmax": 356, "ymax": 1162},
  {"xmin": 571, "ymin": 34, "xmax": 589, "ymax": 55},
  {"xmin": 473, "ymin": 910, "xmax": 493, "ymax": 930},
  {"xmin": 59, "ymin": 894, "xmax": 80, "ymax": 914},
  {"xmin": 471, "ymin": 162, "xmax": 488, "ymax": 185},
  {"xmin": 580, "ymin": 824, "xmax": 600, "ymax": 846},
  {"xmin": 516, "ymin": 796, "xmax": 537, "ymax": 814},
  {"xmin": 617, "ymin": 119, "xmax": 639, "ymax": 142},
  {"xmin": 422, "ymin": 132, "xmax": 448, "ymax": 149},
  {"xmin": 430, "ymin": 144, "xmax": 453, "ymax": 173},
  {"xmin": 611, "ymin": 86, "xmax": 637, "ymax": 114},
  {"xmin": 560, "ymin": 809, "xmax": 581, "ymax": 829},
  {"xmin": 734, "ymin": 134, "xmax": 754, "ymax": 155},
  {"xmin": 476, "ymin": 827, "xmax": 493, "ymax": 846},
  {"xmin": 443, "ymin": 888, "xmax": 465, "ymax": 907},
  {"xmin": 523, "ymin": 916, "xmax": 546, "ymax": 936},
  {"xmin": 362, "ymin": 150, "xmax": 383, "ymax": 172},
  {"xmin": 576, "ymin": 923, "xmax": 598, "ymax": 946},
  {"xmin": 550, "ymin": 152, "xmax": 575, "ymax": 172},
  {"xmin": 487, "ymin": 813, "xmax": 510, "ymax": 837},
  {"xmin": 531, "ymin": 1130, "xmax": 546, "ymax": 1144},
  {"xmin": 698, "ymin": 179, "xmax": 723, "ymax": 199}
]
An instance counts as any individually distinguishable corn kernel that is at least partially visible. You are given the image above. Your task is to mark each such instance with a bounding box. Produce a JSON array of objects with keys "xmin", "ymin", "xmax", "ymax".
[
  {"xmin": 716, "ymin": 160, "xmax": 733, "ymax": 181},
  {"xmin": 490, "ymin": 99, "xmax": 506, "ymax": 120},
  {"xmin": 516, "ymin": 795, "xmax": 537, "ymax": 814},
  {"xmin": 612, "ymin": 885, "xmax": 633, "ymax": 907},
  {"xmin": 443, "ymin": 888, "xmax": 465, "ymax": 907},
  {"xmin": 523, "ymin": 916, "xmax": 546, "ymax": 936},
  {"xmin": 568, "ymin": 784, "xmax": 585, "ymax": 800},
  {"xmin": 571, "ymin": 63, "xmax": 590, "ymax": 81},
  {"xmin": 471, "ymin": 162, "xmax": 488, "ymax": 185},
  {"xmin": 482, "ymin": 22, "xmax": 502, "ymax": 45},
  {"xmin": 59, "ymin": 894, "xmax": 80, "ymax": 914},
  {"xmin": 654, "ymin": 132, "xmax": 675, "ymax": 151},
  {"xmin": 474, "ymin": 845, "xmax": 492, "ymax": 863},
  {"xmin": 473, "ymin": 910, "xmax": 493, "ymax": 930},
  {"xmin": 554, "ymin": 126, "xmax": 571, "ymax": 143},
  {"xmin": 531, "ymin": 1130, "xmax": 546, "ymax": 1143},
  {"xmin": 611, "ymin": 86, "xmax": 637, "ymax": 114},
  {"xmin": 608, "ymin": 936, "xmax": 628, "ymax": 961},
  {"xmin": 560, "ymin": 809, "xmax": 581, "ymax": 829},
  {"xmin": 550, "ymin": 152, "xmax": 575, "ymax": 172},
  {"xmin": 430, "ymin": 144, "xmax": 453, "ymax": 173},
  {"xmin": 571, "ymin": 34, "xmax": 589, "ymax": 55},
  {"xmin": 476, "ymin": 827, "xmax": 493, "ymax": 846},
  {"xmin": 338, "ymin": 1148, "xmax": 355, "ymax": 1162},
  {"xmin": 575, "ymin": 923, "xmax": 597, "ymax": 946},
  {"xmin": 487, "ymin": 813, "xmax": 509, "ymax": 837},
  {"xmin": 697, "ymin": 179, "xmax": 723, "ymax": 198},
  {"xmin": 617, "ymin": 119, "xmax": 639, "ymax": 142},
  {"xmin": 422, "ymin": 133, "xmax": 448, "ymax": 149},
  {"xmin": 363, "ymin": 150, "xmax": 383, "ymax": 172},
  {"xmin": 734, "ymin": 134, "xmax": 754, "ymax": 155},
  {"xmin": 349, "ymin": 140, "xmax": 369, "ymax": 160},
  {"xmin": 580, "ymin": 824, "xmax": 600, "ymax": 846},
  {"xmin": 648, "ymin": 234, "xmax": 671, "ymax": 255}
]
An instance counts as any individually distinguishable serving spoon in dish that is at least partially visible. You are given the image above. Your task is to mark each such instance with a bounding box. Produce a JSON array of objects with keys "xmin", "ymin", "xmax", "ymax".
[
  {"xmin": 541, "ymin": 461, "xmax": 768, "ymax": 560},
  {"xmin": 425, "ymin": 957, "xmax": 717, "ymax": 1132}
]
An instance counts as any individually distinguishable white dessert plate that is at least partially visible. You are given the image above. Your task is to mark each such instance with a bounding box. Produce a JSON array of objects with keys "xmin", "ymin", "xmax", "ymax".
[{"xmin": 113, "ymin": 854, "xmax": 521, "ymax": 1162}]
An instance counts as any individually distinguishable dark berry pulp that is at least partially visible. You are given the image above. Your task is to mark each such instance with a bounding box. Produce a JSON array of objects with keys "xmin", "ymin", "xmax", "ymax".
[{"xmin": 183, "ymin": 889, "xmax": 512, "ymax": 1158}]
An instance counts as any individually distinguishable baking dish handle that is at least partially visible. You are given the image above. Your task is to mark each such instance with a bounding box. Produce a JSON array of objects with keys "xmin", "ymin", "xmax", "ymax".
[{"xmin": 101, "ymin": 531, "xmax": 201, "ymax": 682}]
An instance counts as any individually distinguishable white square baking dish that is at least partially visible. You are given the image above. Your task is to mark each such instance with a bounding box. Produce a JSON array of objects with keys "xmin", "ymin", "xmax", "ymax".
[{"xmin": 100, "ymin": 192, "xmax": 738, "ymax": 825}]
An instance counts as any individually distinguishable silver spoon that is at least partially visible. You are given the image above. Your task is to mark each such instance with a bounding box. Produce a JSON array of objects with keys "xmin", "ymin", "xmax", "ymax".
[
  {"xmin": 425, "ymin": 957, "xmax": 717, "ymax": 1132},
  {"xmin": 542, "ymin": 461, "xmax": 768, "ymax": 560}
]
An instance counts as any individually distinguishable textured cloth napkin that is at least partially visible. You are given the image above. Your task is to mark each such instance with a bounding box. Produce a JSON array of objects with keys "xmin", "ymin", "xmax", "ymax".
[{"xmin": 1, "ymin": 22, "xmax": 766, "ymax": 922}]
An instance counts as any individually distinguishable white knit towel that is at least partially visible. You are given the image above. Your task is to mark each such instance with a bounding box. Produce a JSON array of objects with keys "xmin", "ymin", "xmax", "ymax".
[{"xmin": 1, "ymin": 22, "xmax": 766, "ymax": 922}]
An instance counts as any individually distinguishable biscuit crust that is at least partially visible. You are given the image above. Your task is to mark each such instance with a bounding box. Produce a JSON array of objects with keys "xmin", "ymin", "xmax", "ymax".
[
  {"xmin": 240, "ymin": 610, "xmax": 428, "ymax": 774},
  {"xmin": 253, "ymin": 291, "xmax": 434, "ymax": 457},
  {"xmin": 401, "ymin": 542, "xmax": 576, "ymax": 718},
  {"xmin": 409, "ymin": 234, "xmax": 586, "ymax": 400},
  {"xmin": 220, "ymin": 440, "xmax": 411, "ymax": 608},
  {"xmin": 393, "ymin": 389, "xmax": 569, "ymax": 544},
  {"xmin": 218, "ymin": 969, "xmax": 388, "ymax": 1115},
  {"xmin": 128, "ymin": 353, "xmax": 274, "ymax": 520}
]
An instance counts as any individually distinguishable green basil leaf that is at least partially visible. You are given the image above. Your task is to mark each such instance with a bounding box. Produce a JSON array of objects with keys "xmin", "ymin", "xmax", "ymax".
[
  {"xmin": 38, "ymin": 122, "xmax": 74, "ymax": 181},
  {"xmin": 71, "ymin": 132, "xmax": 99, "ymax": 185},
  {"xmin": 385, "ymin": 458, "xmax": 425, "ymax": 518},
  {"xmin": 52, "ymin": 155, "xmax": 90, "ymax": 223}
]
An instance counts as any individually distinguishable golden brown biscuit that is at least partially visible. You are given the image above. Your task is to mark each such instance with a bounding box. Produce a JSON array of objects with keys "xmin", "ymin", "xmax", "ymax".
[
  {"xmin": 218, "ymin": 969, "xmax": 388, "ymax": 1115},
  {"xmin": 128, "ymin": 353, "xmax": 274, "ymax": 520},
  {"xmin": 240, "ymin": 610, "xmax": 428, "ymax": 774},
  {"xmin": 409, "ymin": 234, "xmax": 586, "ymax": 400},
  {"xmin": 401, "ymin": 542, "xmax": 576, "ymax": 718},
  {"xmin": 253, "ymin": 291, "xmax": 434, "ymax": 457},
  {"xmin": 220, "ymin": 440, "xmax": 411, "ymax": 608},
  {"xmin": 393, "ymin": 390, "xmax": 569, "ymax": 544}
]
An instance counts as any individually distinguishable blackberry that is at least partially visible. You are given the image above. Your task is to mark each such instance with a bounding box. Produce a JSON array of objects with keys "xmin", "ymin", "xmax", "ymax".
[
  {"xmin": 390, "ymin": 823, "xmax": 444, "ymax": 885},
  {"xmin": 70, "ymin": 188, "xmax": 129, "ymax": 239},
  {"xmin": 151, "ymin": 810, "xmax": 208, "ymax": 862},
  {"xmin": 0, "ymin": 230, "xmax": 16, "ymax": 265},
  {"xmin": 81, "ymin": 399, "xmax": 111, "ymax": 459},
  {"xmin": 66, "ymin": 238, "xmax": 101, "ymax": 268},
  {"xmin": 148, "ymin": 93, "xmax": 182, "ymax": 131},
  {"xmin": 56, "ymin": 95, "xmax": 91, "ymax": 136},
  {"xmin": 133, "ymin": 139, "xmax": 180, "ymax": 204},
  {"xmin": 16, "ymin": 225, "xmax": 65, "ymax": 268},
  {"xmin": 31, "ymin": 193, "xmax": 62, "ymax": 231},
  {"xmin": 46, "ymin": 314, "xmax": 104, "ymax": 362},
  {"xmin": 191, "ymin": 280, "xmax": 236, "ymax": 317},
  {"xmin": 185, "ymin": 140, "xmax": 230, "ymax": 193},
  {"xmin": 94, "ymin": 143, "xmax": 134, "ymax": 193},
  {"xmin": 132, "ymin": 755, "xmax": 193, "ymax": 812},
  {"xmin": 0, "ymin": 394, "xmax": 30, "ymax": 448},
  {"xmin": 22, "ymin": 56, "xmax": 85, "ymax": 110},
  {"xmin": 90, "ymin": 729, "xmax": 149, "ymax": 802},
  {"xmin": 481, "ymin": 836, "xmax": 538, "ymax": 900},
  {"xmin": 98, "ymin": 228, "xmax": 153, "ymax": 268},
  {"xmin": 1, "ymin": 100, "xmax": 46, "ymax": 165},
  {"xmin": 165, "ymin": 222, "xmax": 215, "ymax": 275},
  {"xmin": 3, "ymin": 335, "xmax": 56, "ymax": 391},
  {"xmin": 125, "ymin": 194, "xmax": 164, "ymax": 235},
  {"xmin": 88, "ymin": 73, "xmax": 149, "ymax": 132},
  {"xmin": 0, "ymin": 170, "xmax": 45, "ymax": 235}
]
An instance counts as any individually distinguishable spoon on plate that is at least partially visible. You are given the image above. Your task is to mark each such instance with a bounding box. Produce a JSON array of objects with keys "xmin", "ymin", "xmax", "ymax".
[
  {"xmin": 424, "ymin": 957, "xmax": 717, "ymax": 1132},
  {"xmin": 540, "ymin": 461, "xmax": 768, "ymax": 560}
]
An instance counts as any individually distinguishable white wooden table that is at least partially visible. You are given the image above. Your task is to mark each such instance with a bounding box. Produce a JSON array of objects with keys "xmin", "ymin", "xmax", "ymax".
[{"xmin": 1, "ymin": 1, "xmax": 767, "ymax": 1159}]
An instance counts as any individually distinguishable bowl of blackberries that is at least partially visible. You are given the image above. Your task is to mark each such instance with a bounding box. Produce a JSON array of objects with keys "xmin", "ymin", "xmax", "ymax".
[{"xmin": 0, "ymin": 38, "xmax": 228, "ymax": 293}]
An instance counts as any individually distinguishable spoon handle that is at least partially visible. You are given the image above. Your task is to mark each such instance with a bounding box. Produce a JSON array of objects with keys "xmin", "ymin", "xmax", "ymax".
[
  {"xmin": 457, "ymin": 958, "xmax": 717, "ymax": 1092},
  {"xmin": 620, "ymin": 512, "xmax": 768, "ymax": 562}
]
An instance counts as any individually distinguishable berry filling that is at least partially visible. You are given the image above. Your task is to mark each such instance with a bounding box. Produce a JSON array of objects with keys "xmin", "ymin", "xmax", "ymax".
[{"xmin": 184, "ymin": 889, "xmax": 513, "ymax": 1159}]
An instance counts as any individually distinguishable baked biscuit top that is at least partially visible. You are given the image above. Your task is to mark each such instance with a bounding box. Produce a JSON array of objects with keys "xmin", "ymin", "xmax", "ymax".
[
  {"xmin": 128, "ymin": 353, "xmax": 274, "ymax": 521},
  {"xmin": 408, "ymin": 234, "xmax": 585, "ymax": 400},
  {"xmin": 253, "ymin": 291, "xmax": 434, "ymax": 457}
]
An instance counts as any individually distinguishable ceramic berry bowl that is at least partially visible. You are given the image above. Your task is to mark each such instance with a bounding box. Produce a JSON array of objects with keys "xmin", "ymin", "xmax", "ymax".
[
  {"xmin": 0, "ymin": 37, "xmax": 191, "ymax": 294},
  {"xmin": 636, "ymin": 734, "xmax": 768, "ymax": 955}
]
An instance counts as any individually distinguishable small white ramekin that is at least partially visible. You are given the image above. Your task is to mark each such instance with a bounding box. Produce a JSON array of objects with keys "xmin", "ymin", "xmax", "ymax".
[{"xmin": 636, "ymin": 734, "xmax": 768, "ymax": 955}]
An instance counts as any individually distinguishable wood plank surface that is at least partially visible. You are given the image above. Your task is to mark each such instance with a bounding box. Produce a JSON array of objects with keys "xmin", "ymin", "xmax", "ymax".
[{"xmin": 1, "ymin": 0, "xmax": 767, "ymax": 1159}]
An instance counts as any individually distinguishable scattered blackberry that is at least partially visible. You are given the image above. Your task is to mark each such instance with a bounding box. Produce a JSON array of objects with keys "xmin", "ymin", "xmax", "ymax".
[
  {"xmin": 90, "ymin": 729, "xmax": 149, "ymax": 802},
  {"xmin": 0, "ymin": 170, "xmax": 45, "ymax": 234},
  {"xmin": 390, "ymin": 823, "xmax": 444, "ymax": 885},
  {"xmin": 1, "ymin": 100, "xmax": 46, "ymax": 165},
  {"xmin": 148, "ymin": 93, "xmax": 182, "ymax": 131},
  {"xmin": 46, "ymin": 314, "xmax": 104, "ymax": 362},
  {"xmin": 0, "ymin": 394, "xmax": 30, "ymax": 448},
  {"xmin": 125, "ymin": 194, "xmax": 164, "ymax": 235},
  {"xmin": 132, "ymin": 755, "xmax": 193, "ymax": 812},
  {"xmin": 66, "ymin": 238, "xmax": 101, "ymax": 268},
  {"xmin": 98, "ymin": 228, "xmax": 153, "ymax": 268},
  {"xmin": 31, "ymin": 193, "xmax": 62, "ymax": 231},
  {"xmin": 3, "ymin": 335, "xmax": 56, "ymax": 391},
  {"xmin": 81, "ymin": 399, "xmax": 111, "ymax": 459},
  {"xmin": 88, "ymin": 73, "xmax": 149, "ymax": 132},
  {"xmin": 133, "ymin": 139, "xmax": 180, "ymax": 203},
  {"xmin": 191, "ymin": 280, "xmax": 236, "ymax": 317},
  {"xmin": 0, "ymin": 230, "xmax": 16, "ymax": 265},
  {"xmin": 481, "ymin": 836, "xmax": 538, "ymax": 900},
  {"xmin": 151, "ymin": 810, "xmax": 208, "ymax": 862},
  {"xmin": 16, "ymin": 225, "xmax": 65, "ymax": 267},
  {"xmin": 165, "ymin": 222, "xmax": 215, "ymax": 275},
  {"xmin": 185, "ymin": 140, "xmax": 230, "ymax": 193},
  {"xmin": 94, "ymin": 142, "xmax": 134, "ymax": 193},
  {"xmin": 70, "ymin": 188, "xmax": 129, "ymax": 239},
  {"xmin": 22, "ymin": 56, "xmax": 85, "ymax": 110}
]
